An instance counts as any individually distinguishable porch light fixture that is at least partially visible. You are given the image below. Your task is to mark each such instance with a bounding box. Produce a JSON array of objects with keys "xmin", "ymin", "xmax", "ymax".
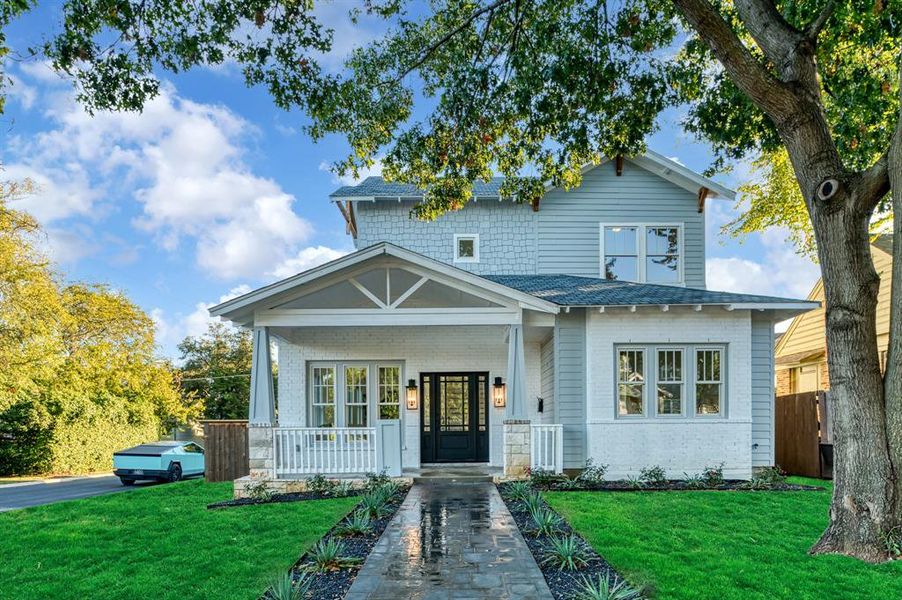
[
  {"xmin": 406, "ymin": 379, "xmax": 419, "ymax": 410},
  {"xmin": 492, "ymin": 377, "xmax": 507, "ymax": 408}
]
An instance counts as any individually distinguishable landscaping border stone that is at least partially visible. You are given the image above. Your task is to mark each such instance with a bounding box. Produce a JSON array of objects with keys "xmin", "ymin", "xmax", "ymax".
[
  {"xmin": 497, "ymin": 482, "xmax": 632, "ymax": 600},
  {"xmin": 261, "ymin": 485, "xmax": 411, "ymax": 600}
]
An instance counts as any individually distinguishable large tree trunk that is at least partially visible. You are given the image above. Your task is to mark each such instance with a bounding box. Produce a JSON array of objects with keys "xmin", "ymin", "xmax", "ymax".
[
  {"xmin": 808, "ymin": 200, "xmax": 896, "ymax": 562},
  {"xmin": 884, "ymin": 115, "xmax": 902, "ymax": 523}
]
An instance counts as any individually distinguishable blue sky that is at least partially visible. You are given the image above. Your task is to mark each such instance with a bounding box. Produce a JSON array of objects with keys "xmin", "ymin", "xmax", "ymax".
[{"xmin": 2, "ymin": 2, "xmax": 819, "ymax": 360}]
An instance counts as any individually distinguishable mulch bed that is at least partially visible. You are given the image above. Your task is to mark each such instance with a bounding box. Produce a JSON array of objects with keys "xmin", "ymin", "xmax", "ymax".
[
  {"xmin": 531, "ymin": 480, "xmax": 825, "ymax": 493},
  {"xmin": 497, "ymin": 482, "xmax": 626, "ymax": 600},
  {"xmin": 263, "ymin": 485, "xmax": 410, "ymax": 600},
  {"xmin": 207, "ymin": 490, "xmax": 363, "ymax": 510}
]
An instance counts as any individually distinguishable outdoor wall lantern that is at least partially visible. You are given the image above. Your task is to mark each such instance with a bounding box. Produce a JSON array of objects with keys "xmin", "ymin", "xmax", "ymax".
[
  {"xmin": 406, "ymin": 379, "xmax": 419, "ymax": 410},
  {"xmin": 493, "ymin": 377, "xmax": 507, "ymax": 408}
]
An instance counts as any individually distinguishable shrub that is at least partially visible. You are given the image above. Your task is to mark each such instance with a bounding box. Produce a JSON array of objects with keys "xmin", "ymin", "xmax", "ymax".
[
  {"xmin": 335, "ymin": 511, "xmax": 374, "ymax": 537},
  {"xmin": 638, "ymin": 466, "xmax": 667, "ymax": 486},
  {"xmin": 682, "ymin": 473, "xmax": 706, "ymax": 489},
  {"xmin": 528, "ymin": 507, "xmax": 563, "ymax": 537},
  {"xmin": 577, "ymin": 458, "xmax": 608, "ymax": 485},
  {"xmin": 303, "ymin": 538, "xmax": 361, "ymax": 572},
  {"xmin": 363, "ymin": 470, "xmax": 392, "ymax": 492},
  {"xmin": 333, "ymin": 480, "xmax": 356, "ymax": 497},
  {"xmin": 741, "ymin": 466, "xmax": 788, "ymax": 490},
  {"xmin": 625, "ymin": 475, "xmax": 644, "ymax": 489},
  {"xmin": 701, "ymin": 463, "xmax": 725, "ymax": 487},
  {"xmin": 505, "ymin": 481, "xmax": 532, "ymax": 501},
  {"xmin": 305, "ymin": 474, "xmax": 337, "ymax": 495},
  {"xmin": 245, "ymin": 479, "xmax": 273, "ymax": 501},
  {"xmin": 576, "ymin": 574, "xmax": 643, "ymax": 600},
  {"xmin": 541, "ymin": 535, "xmax": 590, "ymax": 571},
  {"xmin": 529, "ymin": 467, "xmax": 565, "ymax": 487},
  {"xmin": 267, "ymin": 572, "xmax": 311, "ymax": 600},
  {"xmin": 555, "ymin": 476, "xmax": 584, "ymax": 490}
]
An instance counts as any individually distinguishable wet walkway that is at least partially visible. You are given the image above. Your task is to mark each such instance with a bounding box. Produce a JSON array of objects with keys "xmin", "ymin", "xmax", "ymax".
[{"xmin": 346, "ymin": 482, "xmax": 552, "ymax": 599}]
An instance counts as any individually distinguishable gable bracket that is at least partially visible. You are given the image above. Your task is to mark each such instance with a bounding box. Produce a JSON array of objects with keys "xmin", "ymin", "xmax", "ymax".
[
  {"xmin": 615, "ymin": 155, "xmax": 624, "ymax": 176},
  {"xmin": 697, "ymin": 186, "xmax": 710, "ymax": 213}
]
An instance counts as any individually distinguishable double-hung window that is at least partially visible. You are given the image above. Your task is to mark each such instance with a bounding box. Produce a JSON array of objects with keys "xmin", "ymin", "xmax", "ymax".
[
  {"xmin": 378, "ymin": 366, "xmax": 401, "ymax": 419},
  {"xmin": 344, "ymin": 366, "xmax": 368, "ymax": 427},
  {"xmin": 311, "ymin": 366, "xmax": 336, "ymax": 427},
  {"xmin": 695, "ymin": 349, "xmax": 723, "ymax": 415},
  {"xmin": 656, "ymin": 349, "xmax": 683, "ymax": 416},
  {"xmin": 601, "ymin": 224, "xmax": 682, "ymax": 284},
  {"xmin": 617, "ymin": 348, "xmax": 645, "ymax": 416}
]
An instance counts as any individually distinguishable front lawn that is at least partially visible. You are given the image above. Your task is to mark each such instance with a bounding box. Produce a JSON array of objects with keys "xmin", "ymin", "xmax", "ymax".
[
  {"xmin": 0, "ymin": 480, "xmax": 358, "ymax": 600},
  {"xmin": 545, "ymin": 479, "xmax": 902, "ymax": 600}
]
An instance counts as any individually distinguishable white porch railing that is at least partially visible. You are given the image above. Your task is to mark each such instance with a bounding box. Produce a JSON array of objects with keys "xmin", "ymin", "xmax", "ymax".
[
  {"xmin": 530, "ymin": 424, "xmax": 564, "ymax": 474},
  {"xmin": 273, "ymin": 427, "xmax": 377, "ymax": 477}
]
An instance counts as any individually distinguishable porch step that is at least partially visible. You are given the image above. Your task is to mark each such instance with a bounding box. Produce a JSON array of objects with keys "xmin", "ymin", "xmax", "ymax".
[{"xmin": 409, "ymin": 465, "xmax": 499, "ymax": 484}]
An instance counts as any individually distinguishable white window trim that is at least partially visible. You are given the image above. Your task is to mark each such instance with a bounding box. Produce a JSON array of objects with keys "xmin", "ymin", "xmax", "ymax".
[
  {"xmin": 453, "ymin": 233, "xmax": 480, "ymax": 263},
  {"xmin": 307, "ymin": 361, "xmax": 404, "ymax": 428},
  {"xmin": 613, "ymin": 344, "xmax": 728, "ymax": 421},
  {"xmin": 377, "ymin": 365, "xmax": 402, "ymax": 420},
  {"xmin": 310, "ymin": 365, "xmax": 337, "ymax": 428},
  {"xmin": 655, "ymin": 347, "xmax": 685, "ymax": 417},
  {"xmin": 599, "ymin": 223, "xmax": 684, "ymax": 285},
  {"xmin": 694, "ymin": 346, "xmax": 725, "ymax": 417},
  {"xmin": 616, "ymin": 346, "xmax": 647, "ymax": 417}
]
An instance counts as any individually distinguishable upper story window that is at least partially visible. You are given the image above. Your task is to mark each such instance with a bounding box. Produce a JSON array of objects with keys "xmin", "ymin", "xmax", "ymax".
[
  {"xmin": 454, "ymin": 234, "xmax": 479, "ymax": 263},
  {"xmin": 601, "ymin": 224, "xmax": 682, "ymax": 284}
]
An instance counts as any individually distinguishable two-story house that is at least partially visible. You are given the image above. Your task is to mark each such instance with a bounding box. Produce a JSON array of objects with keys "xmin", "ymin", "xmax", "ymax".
[{"xmin": 210, "ymin": 151, "xmax": 817, "ymax": 494}]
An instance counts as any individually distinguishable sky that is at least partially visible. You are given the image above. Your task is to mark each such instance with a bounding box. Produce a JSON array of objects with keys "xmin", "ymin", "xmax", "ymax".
[{"xmin": 1, "ymin": 2, "xmax": 820, "ymax": 360}]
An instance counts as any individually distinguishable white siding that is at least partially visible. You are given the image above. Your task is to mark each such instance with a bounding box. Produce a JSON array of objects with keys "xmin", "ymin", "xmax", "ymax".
[
  {"xmin": 751, "ymin": 313, "xmax": 775, "ymax": 466},
  {"xmin": 540, "ymin": 335, "xmax": 555, "ymax": 424},
  {"xmin": 537, "ymin": 160, "xmax": 707, "ymax": 287},
  {"xmin": 584, "ymin": 309, "xmax": 753, "ymax": 479},
  {"xmin": 555, "ymin": 310, "xmax": 587, "ymax": 468}
]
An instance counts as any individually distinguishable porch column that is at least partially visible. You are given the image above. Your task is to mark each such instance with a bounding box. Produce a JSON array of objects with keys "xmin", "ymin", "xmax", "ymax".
[
  {"xmin": 504, "ymin": 322, "xmax": 530, "ymax": 477},
  {"xmin": 248, "ymin": 326, "xmax": 275, "ymax": 479},
  {"xmin": 506, "ymin": 323, "xmax": 527, "ymax": 420},
  {"xmin": 249, "ymin": 326, "xmax": 275, "ymax": 425}
]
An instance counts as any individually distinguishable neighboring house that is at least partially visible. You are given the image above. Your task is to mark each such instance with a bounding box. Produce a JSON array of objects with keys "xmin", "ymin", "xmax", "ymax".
[
  {"xmin": 209, "ymin": 151, "xmax": 817, "ymax": 492},
  {"xmin": 775, "ymin": 236, "xmax": 893, "ymax": 395}
]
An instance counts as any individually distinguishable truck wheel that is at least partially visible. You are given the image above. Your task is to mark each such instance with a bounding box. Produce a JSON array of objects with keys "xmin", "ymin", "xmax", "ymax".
[
  {"xmin": 119, "ymin": 477, "xmax": 135, "ymax": 486},
  {"xmin": 167, "ymin": 463, "xmax": 182, "ymax": 483}
]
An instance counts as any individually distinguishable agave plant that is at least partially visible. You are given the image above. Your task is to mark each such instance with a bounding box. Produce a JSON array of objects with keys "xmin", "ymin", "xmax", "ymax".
[
  {"xmin": 303, "ymin": 538, "xmax": 361, "ymax": 573},
  {"xmin": 540, "ymin": 535, "xmax": 590, "ymax": 571},
  {"xmin": 359, "ymin": 490, "xmax": 391, "ymax": 519},
  {"xmin": 505, "ymin": 480, "xmax": 532, "ymax": 501},
  {"xmin": 575, "ymin": 574, "xmax": 643, "ymax": 600},
  {"xmin": 266, "ymin": 572, "xmax": 311, "ymax": 600},
  {"xmin": 335, "ymin": 510, "xmax": 374, "ymax": 537},
  {"xmin": 528, "ymin": 507, "xmax": 563, "ymax": 537},
  {"xmin": 521, "ymin": 491, "xmax": 545, "ymax": 514}
]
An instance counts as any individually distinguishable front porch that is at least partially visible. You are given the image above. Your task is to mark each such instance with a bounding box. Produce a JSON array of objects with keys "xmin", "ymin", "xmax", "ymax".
[{"xmin": 210, "ymin": 244, "xmax": 566, "ymax": 494}]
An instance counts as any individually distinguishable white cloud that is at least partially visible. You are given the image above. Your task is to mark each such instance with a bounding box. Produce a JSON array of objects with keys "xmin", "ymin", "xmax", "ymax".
[
  {"xmin": 153, "ymin": 284, "xmax": 252, "ymax": 356},
  {"xmin": 706, "ymin": 227, "xmax": 820, "ymax": 299},
  {"xmin": 5, "ymin": 78, "xmax": 319, "ymax": 279},
  {"xmin": 269, "ymin": 245, "xmax": 349, "ymax": 279}
]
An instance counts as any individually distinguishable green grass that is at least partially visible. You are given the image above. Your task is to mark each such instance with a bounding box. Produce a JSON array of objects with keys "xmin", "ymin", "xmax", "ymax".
[
  {"xmin": 0, "ymin": 480, "xmax": 358, "ymax": 600},
  {"xmin": 545, "ymin": 478, "xmax": 902, "ymax": 600}
]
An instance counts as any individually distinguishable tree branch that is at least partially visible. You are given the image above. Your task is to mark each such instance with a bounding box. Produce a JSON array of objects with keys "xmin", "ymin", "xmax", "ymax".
[
  {"xmin": 804, "ymin": 1, "xmax": 837, "ymax": 43},
  {"xmin": 670, "ymin": 0, "xmax": 796, "ymax": 121},
  {"xmin": 392, "ymin": 0, "xmax": 517, "ymax": 83}
]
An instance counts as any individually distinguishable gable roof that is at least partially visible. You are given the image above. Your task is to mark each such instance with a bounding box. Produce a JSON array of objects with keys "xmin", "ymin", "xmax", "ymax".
[
  {"xmin": 208, "ymin": 242, "xmax": 560, "ymax": 324},
  {"xmin": 329, "ymin": 151, "xmax": 735, "ymax": 201},
  {"xmin": 482, "ymin": 274, "xmax": 817, "ymax": 312}
]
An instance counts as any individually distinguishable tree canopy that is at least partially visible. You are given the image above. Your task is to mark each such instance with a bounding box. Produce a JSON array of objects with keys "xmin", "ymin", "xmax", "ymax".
[
  {"xmin": 0, "ymin": 184, "xmax": 190, "ymax": 475},
  {"xmin": 178, "ymin": 322, "xmax": 254, "ymax": 421}
]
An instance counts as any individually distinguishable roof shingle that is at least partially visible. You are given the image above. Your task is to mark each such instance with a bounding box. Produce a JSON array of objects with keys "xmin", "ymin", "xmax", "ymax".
[
  {"xmin": 480, "ymin": 274, "xmax": 812, "ymax": 307},
  {"xmin": 330, "ymin": 176, "xmax": 506, "ymax": 198}
]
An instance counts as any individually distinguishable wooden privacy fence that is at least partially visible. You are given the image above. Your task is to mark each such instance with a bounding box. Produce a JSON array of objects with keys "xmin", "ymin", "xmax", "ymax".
[
  {"xmin": 202, "ymin": 420, "xmax": 249, "ymax": 482},
  {"xmin": 775, "ymin": 391, "xmax": 832, "ymax": 479}
]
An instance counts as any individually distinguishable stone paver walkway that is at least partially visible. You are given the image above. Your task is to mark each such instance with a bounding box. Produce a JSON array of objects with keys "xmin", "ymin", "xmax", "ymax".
[{"xmin": 346, "ymin": 482, "xmax": 552, "ymax": 599}]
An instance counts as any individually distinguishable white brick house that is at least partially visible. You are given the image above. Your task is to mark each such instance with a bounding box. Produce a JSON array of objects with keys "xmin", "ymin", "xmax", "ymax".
[{"xmin": 209, "ymin": 151, "xmax": 817, "ymax": 489}]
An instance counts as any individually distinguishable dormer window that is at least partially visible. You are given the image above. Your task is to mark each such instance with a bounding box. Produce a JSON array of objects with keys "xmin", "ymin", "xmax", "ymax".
[
  {"xmin": 454, "ymin": 234, "xmax": 479, "ymax": 263},
  {"xmin": 601, "ymin": 224, "xmax": 682, "ymax": 284}
]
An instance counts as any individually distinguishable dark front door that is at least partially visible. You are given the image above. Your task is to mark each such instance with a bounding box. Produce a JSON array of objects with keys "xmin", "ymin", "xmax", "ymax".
[{"xmin": 420, "ymin": 372, "xmax": 489, "ymax": 463}]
